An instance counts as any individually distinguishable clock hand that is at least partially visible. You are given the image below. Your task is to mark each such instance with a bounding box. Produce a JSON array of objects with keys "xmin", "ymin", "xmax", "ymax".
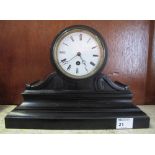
[
  {"xmin": 83, "ymin": 61, "xmax": 88, "ymax": 72},
  {"xmin": 60, "ymin": 53, "xmax": 78, "ymax": 65},
  {"xmin": 78, "ymin": 53, "xmax": 88, "ymax": 72}
]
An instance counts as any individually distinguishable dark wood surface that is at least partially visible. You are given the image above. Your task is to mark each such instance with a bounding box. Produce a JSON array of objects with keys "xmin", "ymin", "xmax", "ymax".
[
  {"xmin": 0, "ymin": 20, "xmax": 154, "ymax": 105},
  {"xmin": 145, "ymin": 21, "xmax": 155, "ymax": 104}
]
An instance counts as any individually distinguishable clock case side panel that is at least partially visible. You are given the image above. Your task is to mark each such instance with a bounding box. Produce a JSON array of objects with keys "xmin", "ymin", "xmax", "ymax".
[{"xmin": 50, "ymin": 25, "xmax": 108, "ymax": 81}]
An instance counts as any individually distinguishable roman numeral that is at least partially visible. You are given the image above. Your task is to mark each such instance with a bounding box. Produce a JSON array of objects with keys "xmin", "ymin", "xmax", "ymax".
[
  {"xmin": 70, "ymin": 36, "xmax": 74, "ymax": 42},
  {"xmin": 67, "ymin": 65, "xmax": 71, "ymax": 70},
  {"xmin": 61, "ymin": 58, "xmax": 67, "ymax": 63},
  {"xmin": 93, "ymin": 54, "xmax": 99, "ymax": 57},
  {"xmin": 79, "ymin": 34, "xmax": 82, "ymax": 41},
  {"xmin": 92, "ymin": 46, "xmax": 97, "ymax": 49},
  {"xmin": 76, "ymin": 68, "xmax": 79, "ymax": 74},
  {"xmin": 63, "ymin": 43, "xmax": 69, "ymax": 46},
  {"xmin": 90, "ymin": 61, "xmax": 95, "ymax": 66},
  {"xmin": 59, "ymin": 51, "xmax": 66, "ymax": 54},
  {"xmin": 87, "ymin": 38, "xmax": 91, "ymax": 43}
]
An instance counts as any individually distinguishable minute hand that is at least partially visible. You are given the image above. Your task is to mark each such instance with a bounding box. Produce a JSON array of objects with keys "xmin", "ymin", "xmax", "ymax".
[{"xmin": 61, "ymin": 54, "xmax": 78, "ymax": 65}]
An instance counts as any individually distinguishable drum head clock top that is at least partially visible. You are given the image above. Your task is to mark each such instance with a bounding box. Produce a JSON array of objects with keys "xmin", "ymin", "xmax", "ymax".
[{"xmin": 50, "ymin": 25, "xmax": 108, "ymax": 80}]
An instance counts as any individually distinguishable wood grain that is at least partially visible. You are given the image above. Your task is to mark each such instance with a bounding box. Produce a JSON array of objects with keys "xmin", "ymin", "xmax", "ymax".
[
  {"xmin": 145, "ymin": 21, "xmax": 155, "ymax": 104},
  {"xmin": 0, "ymin": 20, "xmax": 153, "ymax": 105}
]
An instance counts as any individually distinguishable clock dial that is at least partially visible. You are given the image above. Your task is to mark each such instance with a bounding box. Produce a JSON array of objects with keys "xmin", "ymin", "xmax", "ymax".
[{"xmin": 52, "ymin": 26, "xmax": 107, "ymax": 79}]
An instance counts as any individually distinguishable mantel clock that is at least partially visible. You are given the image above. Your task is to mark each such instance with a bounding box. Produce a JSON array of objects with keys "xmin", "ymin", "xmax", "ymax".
[{"xmin": 5, "ymin": 25, "xmax": 150, "ymax": 129}]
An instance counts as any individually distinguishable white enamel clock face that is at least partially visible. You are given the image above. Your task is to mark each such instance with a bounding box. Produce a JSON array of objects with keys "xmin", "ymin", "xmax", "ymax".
[{"xmin": 53, "ymin": 27, "xmax": 106, "ymax": 79}]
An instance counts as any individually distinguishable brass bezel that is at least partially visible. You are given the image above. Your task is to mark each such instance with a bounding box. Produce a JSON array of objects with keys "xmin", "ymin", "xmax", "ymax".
[{"xmin": 53, "ymin": 28, "xmax": 106, "ymax": 79}]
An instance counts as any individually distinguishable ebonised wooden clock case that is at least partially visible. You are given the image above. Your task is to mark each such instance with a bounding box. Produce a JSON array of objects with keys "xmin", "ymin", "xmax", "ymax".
[{"xmin": 5, "ymin": 25, "xmax": 150, "ymax": 129}]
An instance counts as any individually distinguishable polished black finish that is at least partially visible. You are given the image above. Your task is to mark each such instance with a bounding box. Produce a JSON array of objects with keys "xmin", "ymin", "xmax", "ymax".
[
  {"xmin": 5, "ymin": 108, "xmax": 149, "ymax": 129},
  {"xmin": 5, "ymin": 73, "xmax": 150, "ymax": 129},
  {"xmin": 5, "ymin": 25, "xmax": 150, "ymax": 130}
]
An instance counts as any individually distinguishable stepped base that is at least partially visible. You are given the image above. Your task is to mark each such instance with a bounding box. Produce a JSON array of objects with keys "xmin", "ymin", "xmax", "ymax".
[
  {"xmin": 5, "ymin": 73, "xmax": 150, "ymax": 129},
  {"xmin": 5, "ymin": 101, "xmax": 149, "ymax": 129}
]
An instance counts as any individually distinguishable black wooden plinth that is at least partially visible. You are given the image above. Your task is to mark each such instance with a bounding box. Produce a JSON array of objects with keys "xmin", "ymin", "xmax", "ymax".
[
  {"xmin": 5, "ymin": 73, "xmax": 150, "ymax": 129},
  {"xmin": 5, "ymin": 101, "xmax": 149, "ymax": 129}
]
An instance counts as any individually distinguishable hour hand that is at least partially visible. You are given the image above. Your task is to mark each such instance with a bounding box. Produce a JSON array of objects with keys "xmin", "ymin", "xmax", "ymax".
[
  {"xmin": 82, "ymin": 60, "xmax": 86, "ymax": 66},
  {"xmin": 78, "ymin": 55, "xmax": 88, "ymax": 72}
]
